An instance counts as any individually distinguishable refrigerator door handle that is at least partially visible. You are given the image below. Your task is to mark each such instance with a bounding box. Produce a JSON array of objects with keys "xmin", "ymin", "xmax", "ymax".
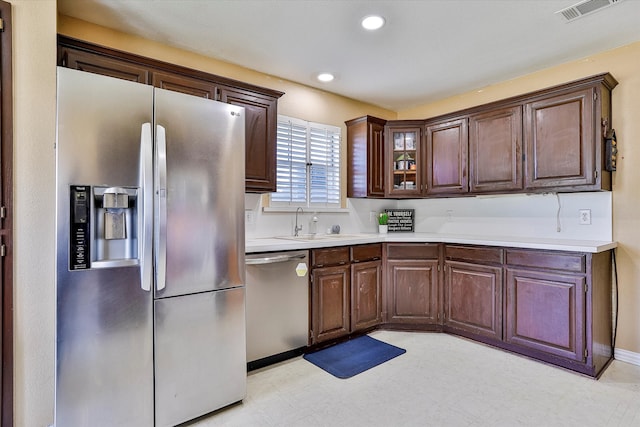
[
  {"xmin": 140, "ymin": 123, "xmax": 153, "ymax": 292},
  {"xmin": 155, "ymin": 124, "xmax": 167, "ymax": 291}
]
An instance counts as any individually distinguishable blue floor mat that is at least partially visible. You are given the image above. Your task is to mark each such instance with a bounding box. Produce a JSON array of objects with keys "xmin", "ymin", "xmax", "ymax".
[{"xmin": 303, "ymin": 335, "xmax": 406, "ymax": 379}]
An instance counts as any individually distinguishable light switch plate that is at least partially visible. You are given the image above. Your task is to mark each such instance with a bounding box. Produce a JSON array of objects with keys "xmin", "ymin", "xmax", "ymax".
[{"xmin": 245, "ymin": 210, "xmax": 256, "ymax": 225}]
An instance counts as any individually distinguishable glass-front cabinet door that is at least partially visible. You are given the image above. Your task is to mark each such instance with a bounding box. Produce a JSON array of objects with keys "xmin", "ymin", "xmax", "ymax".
[{"xmin": 386, "ymin": 122, "xmax": 423, "ymax": 197}]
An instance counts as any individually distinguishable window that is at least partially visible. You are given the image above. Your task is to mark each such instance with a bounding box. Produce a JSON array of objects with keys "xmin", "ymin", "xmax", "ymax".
[{"xmin": 272, "ymin": 115, "xmax": 341, "ymax": 208}]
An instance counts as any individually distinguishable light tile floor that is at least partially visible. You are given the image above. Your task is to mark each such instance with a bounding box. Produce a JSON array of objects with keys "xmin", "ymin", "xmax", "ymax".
[{"xmin": 190, "ymin": 330, "xmax": 640, "ymax": 426}]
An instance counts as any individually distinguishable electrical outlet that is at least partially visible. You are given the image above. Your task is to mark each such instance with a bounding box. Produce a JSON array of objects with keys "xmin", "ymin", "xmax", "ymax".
[
  {"xmin": 579, "ymin": 209, "xmax": 591, "ymax": 225},
  {"xmin": 245, "ymin": 210, "xmax": 255, "ymax": 225},
  {"xmin": 370, "ymin": 211, "xmax": 378, "ymax": 224}
]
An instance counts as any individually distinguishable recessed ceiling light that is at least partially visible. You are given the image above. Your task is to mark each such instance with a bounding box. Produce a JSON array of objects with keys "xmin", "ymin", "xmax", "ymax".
[
  {"xmin": 317, "ymin": 73, "xmax": 335, "ymax": 82},
  {"xmin": 361, "ymin": 15, "xmax": 385, "ymax": 30}
]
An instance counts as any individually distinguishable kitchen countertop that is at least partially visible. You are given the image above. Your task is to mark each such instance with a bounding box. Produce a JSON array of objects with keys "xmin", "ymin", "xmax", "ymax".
[{"xmin": 246, "ymin": 232, "xmax": 617, "ymax": 254}]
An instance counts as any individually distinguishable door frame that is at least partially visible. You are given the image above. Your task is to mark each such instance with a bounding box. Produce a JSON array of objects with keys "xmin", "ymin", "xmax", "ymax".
[{"xmin": 0, "ymin": 1, "xmax": 13, "ymax": 426}]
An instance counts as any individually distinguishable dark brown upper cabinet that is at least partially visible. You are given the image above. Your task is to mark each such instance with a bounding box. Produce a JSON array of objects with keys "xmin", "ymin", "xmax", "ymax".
[
  {"xmin": 469, "ymin": 106, "xmax": 523, "ymax": 192},
  {"xmin": 522, "ymin": 75, "xmax": 616, "ymax": 192},
  {"xmin": 385, "ymin": 120, "xmax": 423, "ymax": 197},
  {"xmin": 425, "ymin": 117, "xmax": 469, "ymax": 195},
  {"xmin": 57, "ymin": 36, "xmax": 284, "ymax": 193},
  {"xmin": 524, "ymin": 88, "xmax": 595, "ymax": 190},
  {"xmin": 354, "ymin": 73, "xmax": 617, "ymax": 199},
  {"xmin": 346, "ymin": 116, "xmax": 387, "ymax": 198},
  {"xmin": 59, "ymin": 46, "xmax": 151, "ymax": 84},
  {"xmin": 219, "ymin": 85, "xmax": 279, "ymax": 192},
  {"xmin": 151, "ymin": 71, "xmax": 217, "ymax": 99}
]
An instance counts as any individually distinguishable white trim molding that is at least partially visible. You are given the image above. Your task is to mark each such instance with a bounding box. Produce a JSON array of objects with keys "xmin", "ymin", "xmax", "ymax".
[{"xmin": 614, "ymin": 348, "xmax": 640, "ymax": 366}]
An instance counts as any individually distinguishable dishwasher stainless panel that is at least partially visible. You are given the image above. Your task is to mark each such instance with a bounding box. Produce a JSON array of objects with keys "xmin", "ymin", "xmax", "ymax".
[{"xmin": 245, "ymin": 250, "xmax": 309, "ymax": 363}]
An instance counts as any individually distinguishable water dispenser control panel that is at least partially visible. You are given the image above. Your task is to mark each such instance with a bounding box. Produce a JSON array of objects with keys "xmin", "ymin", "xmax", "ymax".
[{"xmin": 70, "ymin": 185, "xmax": 90, "ymax": 270}]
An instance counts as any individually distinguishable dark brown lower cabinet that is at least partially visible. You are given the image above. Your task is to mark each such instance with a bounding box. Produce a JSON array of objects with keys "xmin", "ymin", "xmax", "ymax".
[
  {"xmin": 385, "ymin": 243, "xmax": 440, "ymax": 326},
  {"xmin": 351, "ymin": 259, "xmax": 382, "ymax": 332},
  {"xmin": 445, "ymin": 261, "xmax": 502, "ymax": 340},
  {"xmin": 443, "ymin": 245, "xmax": 503, "ymax": 340},
  {"xmin": 308, "ymin": 243, "xmax": 612, "ymax": 377},
  {"xmin": 503, "ymin": 248, "xmax": 613, "ymax": 376},
  {"xmin": 505, "ymin": 268, "xmax": 585, "ymax": 361},
  {"xmin": 311, "ymin": 264, "xmax": 350, "ymax": 344},
  {"xmin": 387, "ymin": 260, "xmax": 439, "ymax": 324},
  {"xmin": 310, "ymin": 244, "xmax": 382, "ymax": 345},
  {"xmin": 439, "ymin": 245, "xmax": 612, "ymax": 376}
]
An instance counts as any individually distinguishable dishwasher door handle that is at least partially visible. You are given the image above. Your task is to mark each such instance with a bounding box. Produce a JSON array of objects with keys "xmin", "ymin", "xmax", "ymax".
[{"xmin": 245, "ymin": 254, "xmax": 307, "ymax": 265}]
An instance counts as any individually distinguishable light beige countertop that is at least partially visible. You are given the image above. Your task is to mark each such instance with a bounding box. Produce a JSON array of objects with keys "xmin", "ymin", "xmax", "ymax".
[{"xmin": 246, "ymin": 232, "xmax": 617, "ymax": 254}]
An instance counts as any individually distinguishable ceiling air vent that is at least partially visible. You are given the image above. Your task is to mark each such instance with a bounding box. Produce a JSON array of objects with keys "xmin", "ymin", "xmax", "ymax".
[{"xmin": 556, "ymin": 0, "xmax": 624, "ymax": 22}]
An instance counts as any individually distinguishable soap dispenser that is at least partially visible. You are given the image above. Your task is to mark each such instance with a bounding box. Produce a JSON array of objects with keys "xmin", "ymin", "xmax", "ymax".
[{"xmin": 309, "ymin": 215, "xmax": 319, "ymax": 235}]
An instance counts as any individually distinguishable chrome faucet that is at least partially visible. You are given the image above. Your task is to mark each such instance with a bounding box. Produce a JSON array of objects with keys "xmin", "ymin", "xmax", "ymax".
[{"xmin": 294, "ymin": 207, "xmax": 304, "ymax": 236}]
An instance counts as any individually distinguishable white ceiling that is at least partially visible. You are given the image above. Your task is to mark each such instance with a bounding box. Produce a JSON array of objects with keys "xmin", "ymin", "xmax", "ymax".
[{"xmin": 57, "ymin": 0, "xmax": 640, "ymax": 111}]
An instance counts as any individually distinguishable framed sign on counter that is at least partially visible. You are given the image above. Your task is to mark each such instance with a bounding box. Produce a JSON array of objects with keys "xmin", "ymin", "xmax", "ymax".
[{"xmin": 385, "ymin": 209, "xmax": 415, "ymax": 232}]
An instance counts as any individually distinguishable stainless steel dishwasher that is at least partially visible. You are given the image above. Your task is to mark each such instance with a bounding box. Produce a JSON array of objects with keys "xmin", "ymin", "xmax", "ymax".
[{"xmin": 245, "ymin": 250, "xmax": 309, "ymax": 369}]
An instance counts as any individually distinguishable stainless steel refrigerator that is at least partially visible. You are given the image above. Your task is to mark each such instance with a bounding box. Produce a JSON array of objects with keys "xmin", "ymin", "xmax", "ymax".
[{"xmin": 55, "ymin": 67, "xmax": 247, "ymax": 427}]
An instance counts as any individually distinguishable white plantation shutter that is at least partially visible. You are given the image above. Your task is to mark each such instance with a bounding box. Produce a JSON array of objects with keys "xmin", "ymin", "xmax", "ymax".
[
  {"xmin": 309, "ymin": 122, "xmax": 341, "ymax": 205},
  {"xmin": 273, "ymin": 117, "xmax": 307, "ymax": 204},
  {"xmin": 272, "ymin": 116, "xmax": 341, "ymax": 207}
]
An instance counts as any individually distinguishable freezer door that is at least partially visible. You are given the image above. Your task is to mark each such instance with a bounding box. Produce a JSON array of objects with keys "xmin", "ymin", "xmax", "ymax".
[
  {"xmin": 154, "ymin": 88, "xmax": 245, "ymax": 298},
  {"xmin": 55, "ymin": 68, "xmax": 154, "ymax": 425},
  {"xmin": 154, "ymin": 288, "xmax": 247, "ymax": 426}
]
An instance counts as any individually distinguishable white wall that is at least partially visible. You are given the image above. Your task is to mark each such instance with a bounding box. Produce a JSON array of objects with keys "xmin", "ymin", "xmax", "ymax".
[
  {"xmin": 245, "ymin": 191, "xmax": 612, "ymax": 242},
  {"xmin": 10, "ymin": 1, "xmax": 57, "ymax": 426},
  {"xmin": 404, "ymin": 191, "xmax": 612, "ymax": 241}
]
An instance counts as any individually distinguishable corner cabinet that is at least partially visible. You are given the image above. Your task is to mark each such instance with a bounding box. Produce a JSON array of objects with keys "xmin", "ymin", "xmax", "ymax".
[
  {"xmin": 385, "ymin": 243, "xmax": 441, "ymax": 326},
  {"xmin": 385, "ymin": 121, "xmax": 423, "ymax": 197},
  {"xmin": 57, "ymin": 36, "xmax": 284, "ymax": 193},
  {"xmin": 346, "ymin": 116, "xmax": 387, "ymax": 198}
]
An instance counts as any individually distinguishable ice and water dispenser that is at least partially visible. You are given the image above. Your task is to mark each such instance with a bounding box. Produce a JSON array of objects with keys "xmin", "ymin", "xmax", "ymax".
[{"xmin": 70, "ymin": 185, "xmax": 140, "ymax": 270}]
